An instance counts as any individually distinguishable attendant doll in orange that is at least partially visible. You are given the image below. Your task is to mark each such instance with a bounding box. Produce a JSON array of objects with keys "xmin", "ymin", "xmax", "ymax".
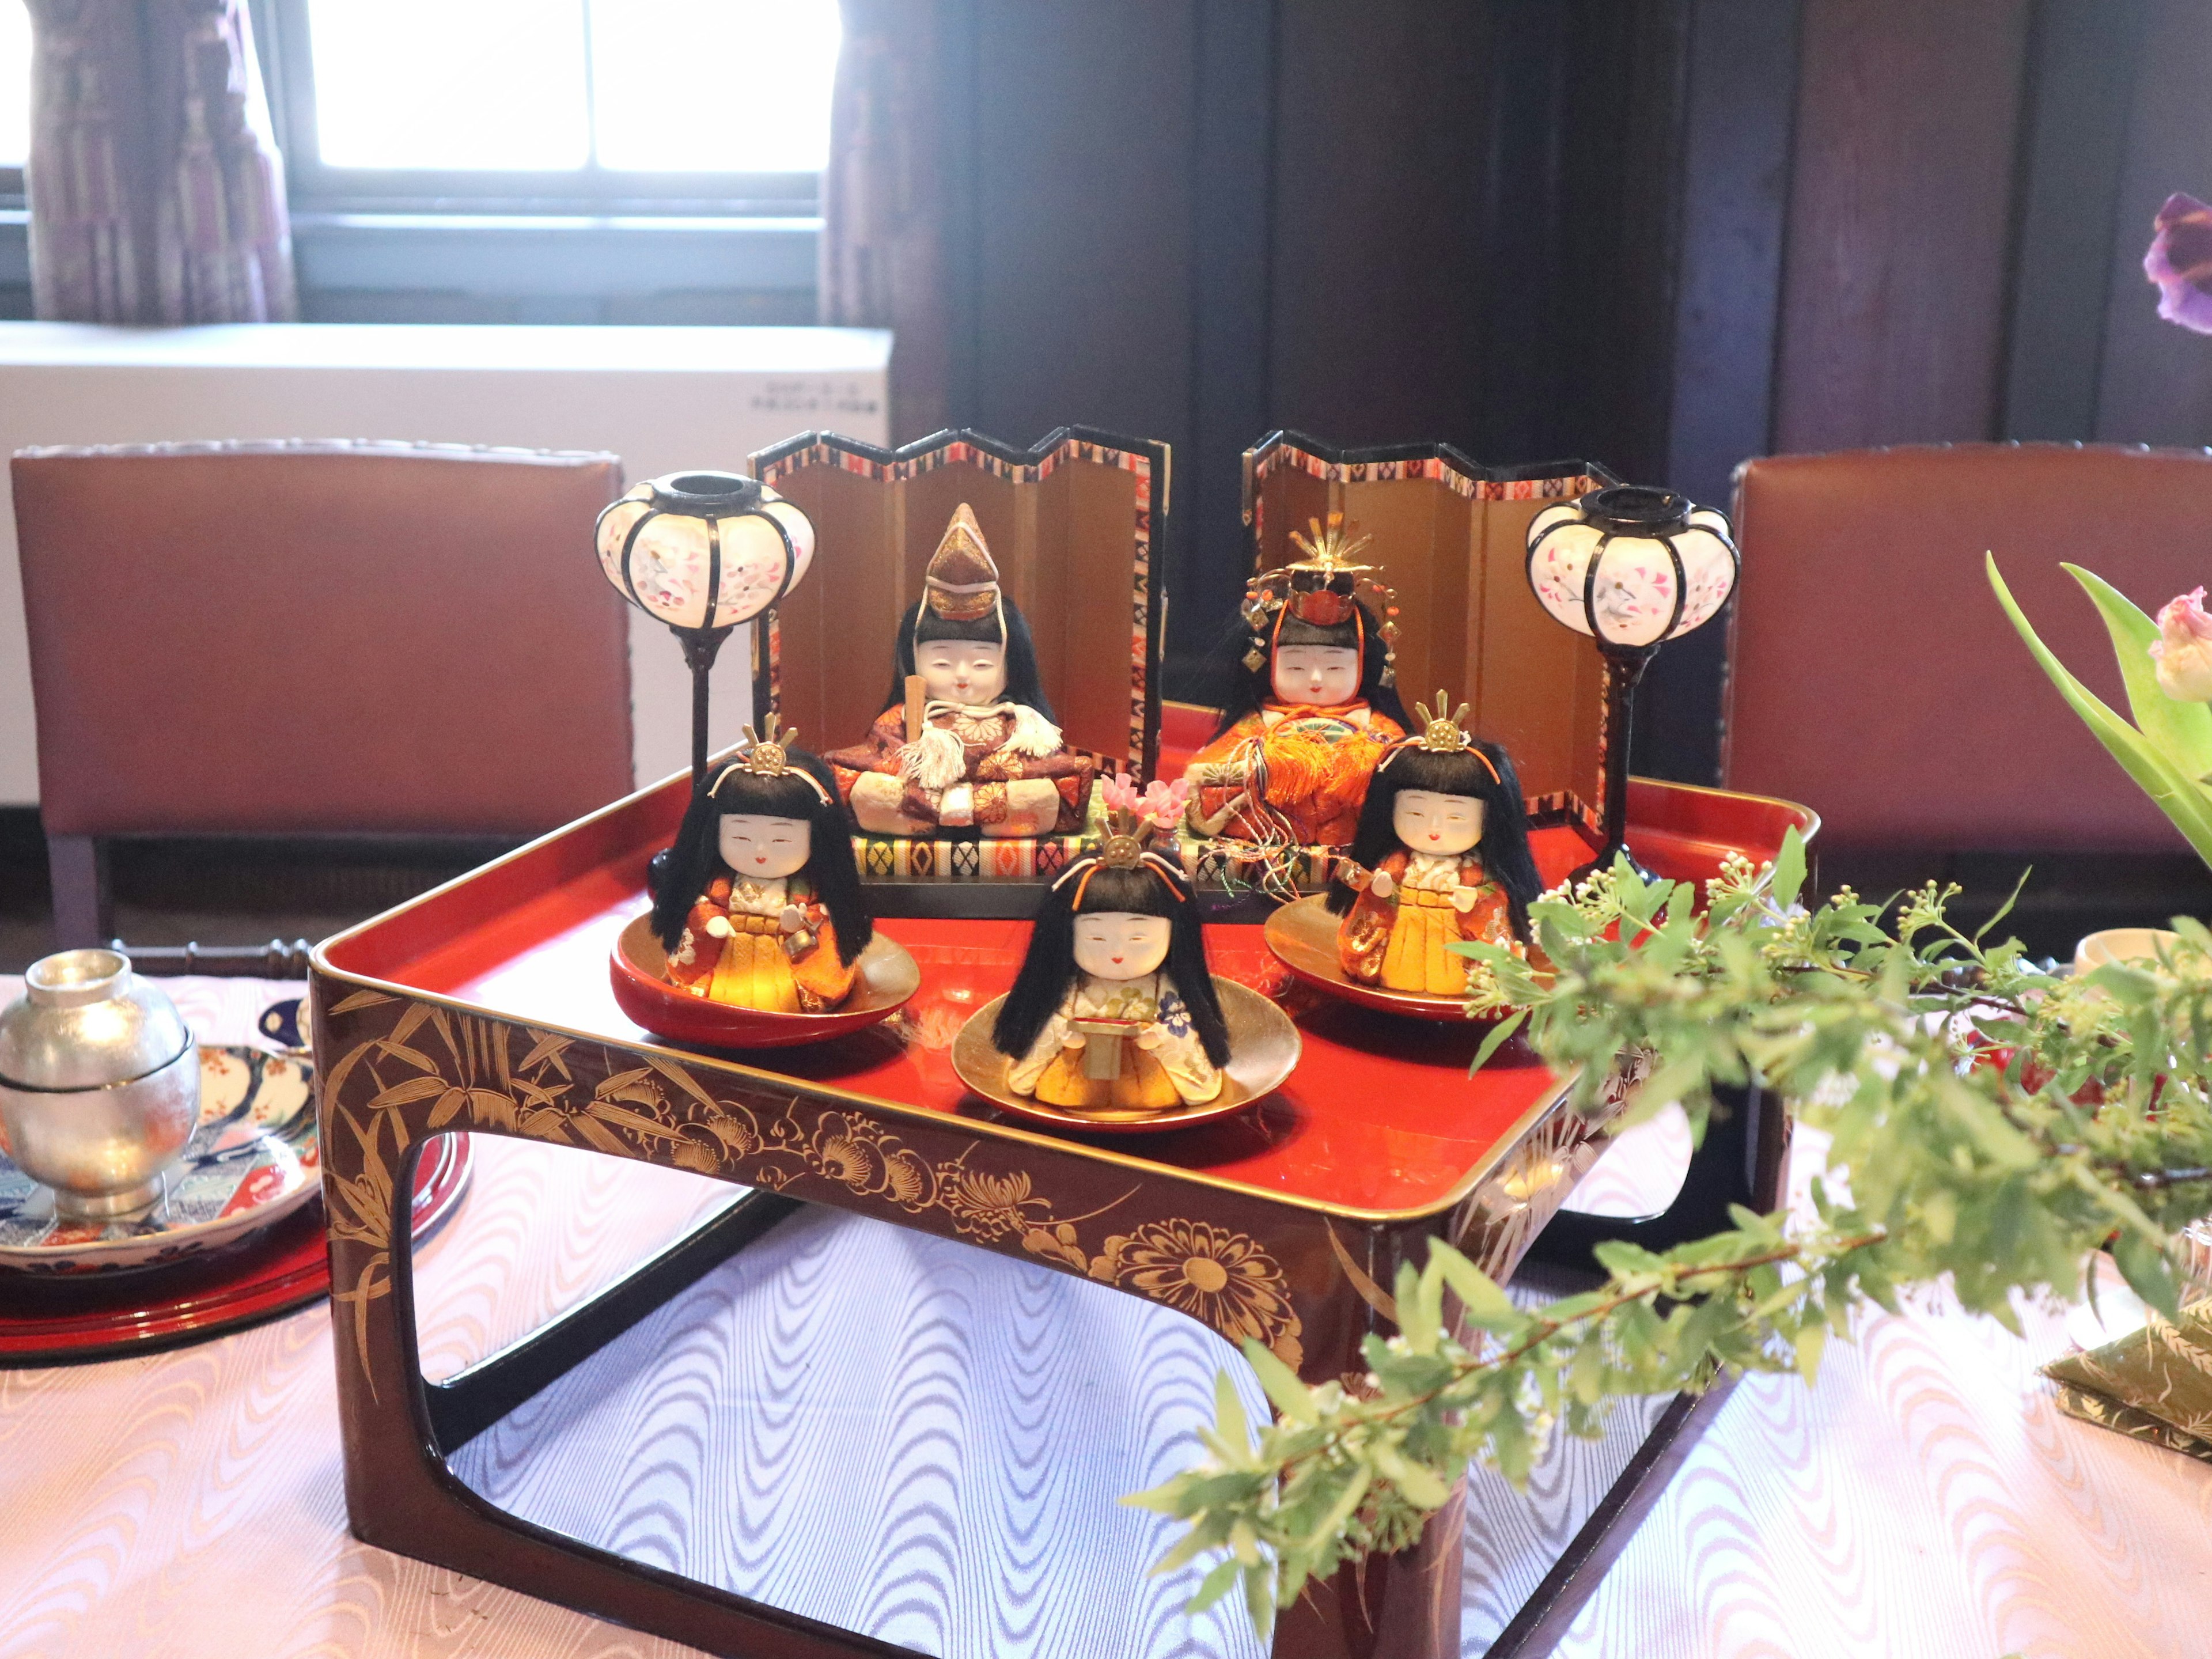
[
  {"xmin": 824, "ymin": 503, "xmax": 1096, "ymax": 839},
  {"xmin": 1328, "ymin": 695, "xmax": 1541, "ymax": 997},
  {"xmin": 652, "ymin": 720, "xmax": 873, "ymax": 1013},
  {"xmin": 1183, "ymin": 514, "xmax": 1410, "ymax": 854}
]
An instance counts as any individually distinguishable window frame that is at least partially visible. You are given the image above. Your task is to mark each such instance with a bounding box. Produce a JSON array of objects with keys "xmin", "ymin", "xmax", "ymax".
[{"xmin": 261, "ymin": 0, "xmax": 825, "ymax": 219}]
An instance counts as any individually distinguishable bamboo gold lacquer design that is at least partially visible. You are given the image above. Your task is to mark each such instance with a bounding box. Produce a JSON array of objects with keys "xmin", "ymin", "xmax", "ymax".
[{"xmin": 317, "ymin": 991, "xmax": 1327, "ymax": 1390}]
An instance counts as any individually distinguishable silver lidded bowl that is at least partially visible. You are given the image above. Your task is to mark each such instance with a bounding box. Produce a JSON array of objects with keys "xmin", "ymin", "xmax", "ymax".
[{"xmin": 0, "ymin": 949, "xmax": 200, "ymax": 1221}]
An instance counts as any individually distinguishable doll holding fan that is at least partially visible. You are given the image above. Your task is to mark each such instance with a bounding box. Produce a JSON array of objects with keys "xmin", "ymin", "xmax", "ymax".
[
  {"xmin": 1328, "ymin": 694, "xmax": 1541, "ymax": 998},
  {"xmin": 1183, "ymin": 514, "xmax": 1410, "ymax": 861},
  {"xmin": 992, "ymin": 777, "xmax": 1230, "ymax": 1111},
  {"xmin": 652, "ymin": 719, "xmax": 874, "ymax": 1013}
]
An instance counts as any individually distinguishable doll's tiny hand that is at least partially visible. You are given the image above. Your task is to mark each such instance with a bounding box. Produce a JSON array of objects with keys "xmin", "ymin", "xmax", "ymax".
[
  {"xmin": 1060, "ymin": 1031, "xmax": 1086, "ymax": 1051},
  {"xmin": 779, "ymin": 904, "xmax": 806, "ymax": 933},
  {"xmin": 1369, "ymin": 870, "xmax": 1396, "ymax": 899},
  {"xmin": 703, "ymin": 915, "xmax": 735, "ymax": 938},
  {"xmin": 1450, "ymin": 886, "xmax": 1478, "ymax": 914},
  {"xmin": 1134, "ymin": 1023, "xmax": 1168, "ymax": 1052}
]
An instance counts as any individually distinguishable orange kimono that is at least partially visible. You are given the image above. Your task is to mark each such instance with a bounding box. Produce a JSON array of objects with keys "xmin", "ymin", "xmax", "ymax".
[
  {"xmin": 1185, "ymin": 702, "xmax": 1404, "ymax": 847},
  {"xmin": 663, "ymin": 874, "xmax": 855, "ymax": 1013},
  {"xmin": 1338, "ymin": 849, "xmax": 1516, "ymax": 995}
]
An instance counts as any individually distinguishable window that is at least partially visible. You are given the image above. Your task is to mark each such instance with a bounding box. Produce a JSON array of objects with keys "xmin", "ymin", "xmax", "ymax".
[
  {"xmin": 271, "ymin": 0, "xmax": 842, "ymax": 214},
  {"xmin": 0, "ymin": 4, "xmax": 29, "ymax": 188}
]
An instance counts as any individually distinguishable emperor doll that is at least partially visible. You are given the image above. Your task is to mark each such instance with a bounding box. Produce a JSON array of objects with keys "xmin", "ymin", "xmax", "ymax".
[
  {"xmin": 824, "ymin": 503, "xmax": 1096, "ymax": 839},
  {"xmin": 1327, "ymin": 694, "xmax": 1541, "ymax": 996},
  {"xmin": 1183, "ymin": 513, "xmax": 1410, "ymax": 857}
]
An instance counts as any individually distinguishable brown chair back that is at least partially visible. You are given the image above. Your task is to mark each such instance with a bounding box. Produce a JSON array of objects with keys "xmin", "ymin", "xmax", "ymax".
[
  {"xmin": 16, "ymin": 440, "xmax": 631, "ymax": 838},
  {"xmin": 1723, "ymin": 443, "xmax": 2212, "ymax": 853}
]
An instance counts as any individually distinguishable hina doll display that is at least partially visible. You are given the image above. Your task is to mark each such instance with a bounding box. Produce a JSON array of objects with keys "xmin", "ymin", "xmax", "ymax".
[
  {"xmin": 1183, "ymin": 514, "xmax": 1411, "ymax": 853},
  {"xmin": 993, "ymin": 777, "xmax": 1230, "ymax": 1110},
  {"xmin": 1328, "ymin": 695, "xmax": 1541, "ymax": 996},
  {"xmin": 824, "ymin": 503, "xmax": 1096, "ymax": 838},
  {"xmin": 652, "ymin": 720, "xmax": 874, "ymax": 1013}
]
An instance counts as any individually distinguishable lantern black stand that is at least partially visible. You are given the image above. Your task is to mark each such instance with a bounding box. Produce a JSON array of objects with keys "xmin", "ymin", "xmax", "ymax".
[
  {"xmin": 676, "ymin": 623, "xmax": 738, "ymax": 793},
  {"xmin": 1573, "ymin": 641, "xmax": 1659, "ymax": 889}
]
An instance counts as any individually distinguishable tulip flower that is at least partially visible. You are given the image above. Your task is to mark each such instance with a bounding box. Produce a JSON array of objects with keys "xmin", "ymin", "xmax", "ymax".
[
  {"xmin": 2146, "ymin": 192, "xmax": 2212, "ymax": 334},
  {"xmin": 2153, "ymin": 587, "xmax": 2212, "ymax": 702}
]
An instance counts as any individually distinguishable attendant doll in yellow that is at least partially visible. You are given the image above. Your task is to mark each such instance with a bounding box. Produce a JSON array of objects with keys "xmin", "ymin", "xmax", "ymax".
[
  {"xmin": 652, "ymin": 721, "xmax": 873, "ymax": 1013},
  {"xmin": 993, "ymin": 778, "xmax": 1230, "ymax": 1112},
  {"xmin": 1328, "ymin": 695, "xmax": 1541, "ymax": 997},
  {"xmin": 1183, "ymin": 515, "xmax": 1409, "ymax": 854}
]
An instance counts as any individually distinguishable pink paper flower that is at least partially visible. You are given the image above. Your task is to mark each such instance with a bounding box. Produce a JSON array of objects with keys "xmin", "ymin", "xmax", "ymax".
[
  {"xmin": 1100, "ymin": 772, "xmax": 1142, "ymax": 814},
  {"xmin": 1137, "ymin": 776, "xmax": 1192, "ymax": 830},
  {"xmin": 2153, "ymin": 586, "xmax": 2212, "ymax": 700},
  {"xmin": 2146, "ymin": 193, "xmax": 2212, "ymax": 334}
]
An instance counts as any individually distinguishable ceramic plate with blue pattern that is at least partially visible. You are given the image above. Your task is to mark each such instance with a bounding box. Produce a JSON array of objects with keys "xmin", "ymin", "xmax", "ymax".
[{"xmin": 0, "ymin": 1046, "xmax": 318, "ymax": 1274}]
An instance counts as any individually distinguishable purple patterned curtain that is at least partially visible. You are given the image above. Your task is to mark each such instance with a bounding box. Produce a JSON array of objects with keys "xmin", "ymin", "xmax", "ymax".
[
  {"xmin": 819, "ymin": 0, "xmax": 951, "ymax": 444},
  {"xmin": 25, "ymin": 0, "xmax": 296, "ymax": 324}
]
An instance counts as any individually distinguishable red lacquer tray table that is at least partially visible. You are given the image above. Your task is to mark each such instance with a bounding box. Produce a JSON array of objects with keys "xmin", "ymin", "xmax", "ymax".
[{"xmin": 310, "ymin": 768, "xmax": 1812, "ymax": 1659}]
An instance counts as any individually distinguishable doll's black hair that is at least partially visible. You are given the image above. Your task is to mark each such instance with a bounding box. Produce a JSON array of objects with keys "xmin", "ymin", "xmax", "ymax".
[
  {"xmin": 990, "ymin": 860, "xmax": 1230, "ymax": 1067},
  {"xmin": 884, "ymin": 598, "xmax": 1056, "ymax": 724},
  {"xmin": 650, "ymin": 748, "xmax": 873, "ymax": 964},
  {"xmin": 1325, "ymin": 738, "xmax": 1542, "ymax": 944},
  {"xmin": 1210, "ymin": 597, "xmax": 1412, "ymax": 738}
]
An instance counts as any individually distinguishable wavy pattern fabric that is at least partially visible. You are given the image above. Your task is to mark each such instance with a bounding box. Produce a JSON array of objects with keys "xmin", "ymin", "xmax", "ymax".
[{"xmin": 1, "ymin": 979, "xmax": 2209, "ymax": 1659}]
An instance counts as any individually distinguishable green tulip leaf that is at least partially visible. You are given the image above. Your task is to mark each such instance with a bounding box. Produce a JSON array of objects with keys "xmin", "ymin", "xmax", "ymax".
[
  {"xmin": 1989, "ymin": 556, "xmax": 2212, "ymax": 866},
  {"xmin": 2062, "ymin": 562, "xmax": 2212, "ymax": 778}
]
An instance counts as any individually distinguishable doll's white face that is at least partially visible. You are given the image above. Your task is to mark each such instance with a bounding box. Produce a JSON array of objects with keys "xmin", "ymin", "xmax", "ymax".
[
  {"xmin": 1071, "ymin": 910, "xmax": 1173, "ymax": 981},
  {"xmin": 1392, "ymin": 790, "xmax": 1484, "ymax": 857},
  {"xmin": 719, "ymin": 814, "xmax": 812, "ymax": 878},
  {"xmin": 917, "ymin": 640, "xmax": 1007, "ymax": 706},
  {"xmin": 1272, "ymin": 643, "xmax": 1361, "ymax": 707}
]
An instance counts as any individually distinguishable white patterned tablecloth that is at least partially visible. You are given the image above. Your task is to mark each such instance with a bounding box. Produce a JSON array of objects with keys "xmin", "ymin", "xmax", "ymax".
[{"xmin": 0, "ymin": 977, "xmax": 2207, "ymax": 1659}]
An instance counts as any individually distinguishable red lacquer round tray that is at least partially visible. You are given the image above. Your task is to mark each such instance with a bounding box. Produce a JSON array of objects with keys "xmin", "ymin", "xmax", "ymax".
[
  {"xmin": 0, "ymin": 1132, "xmax": 471, "ymax": 1366},
  {"xmin": 609, "ymin": 914, "xmax": 922, "ymax": 1048}
]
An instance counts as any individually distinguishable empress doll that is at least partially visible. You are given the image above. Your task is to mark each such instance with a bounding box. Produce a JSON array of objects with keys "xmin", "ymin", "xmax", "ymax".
[
  {"xmin": 993, "ymin": 778, "xmax": 1230, "ymax": 1111},
  {"xmin": 652, "ymin": 721, "xmax": 874, "ymax": 1013},
  {"xmin": 1183, "ymin": 514, "xmax": 1410, "ymax": 851},
  {"xmin": 824, "ymin": 503, "xmax": 1096, "ymax": 838},
  {"xmin": 1327, "ymin": 695, "xmax": 1541, "ymax": 997}
]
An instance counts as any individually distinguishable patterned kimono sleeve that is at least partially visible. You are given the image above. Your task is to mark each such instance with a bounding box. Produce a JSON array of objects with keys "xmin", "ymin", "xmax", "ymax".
[
  {"xmin": 1458, "ymin": 876, "xmax": 1523, "ymax": 956},
  {"xmin": 1006, "ymin": 994, "xmax": 1077, "ymax": 1096},
  {"xmin": 791, "ymin": 919, "xmax": 859, "ymax": 1011},
  {"xmin": 822, "ymin": 710, "xmax": 908, "ymax": 801},
  {"xmin": 1152, "ymin": 978, "xmax": 1224, "ymax": 1104},
  {"xmin": 1183, "ymin": 715, "xmax": 1262, "ymax": 836},
  {"xmin": 1336, "ymin": 850, "xmax": 1407, "ymax": 984},
  {"xmin": 663, "ymin": 879, "xmax": 732, "ymax": 993}
]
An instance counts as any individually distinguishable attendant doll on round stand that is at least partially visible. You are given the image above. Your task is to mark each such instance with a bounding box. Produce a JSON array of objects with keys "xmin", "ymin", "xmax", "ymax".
[
  {"xmin": 1184, "ymin": 514, "xmax": 1410, "ymax": 865},
  {"xmin": 825, "ymin": 503, "xmax": 1096, "ymax": 839},
  {"xmin": 653, "ymin": 719, "xmax": 874, "ymax": 1013},
  {"xmin": 1328, "ymin": 694, "xmax": 1541, "ymax": 997},
  {"xmin": 993, "ymin": 777, "xmax": 1231, "ymax": 1111}
]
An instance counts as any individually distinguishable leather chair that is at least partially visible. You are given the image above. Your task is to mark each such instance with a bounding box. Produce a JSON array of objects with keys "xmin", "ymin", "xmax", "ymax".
[
  {"xmin": 16, "ymin": 440, "xmax": 632, "ymax": 949},
  {"xmin": 1723, "ymin": 443, "xmax": 2212, "ymax": 931}
]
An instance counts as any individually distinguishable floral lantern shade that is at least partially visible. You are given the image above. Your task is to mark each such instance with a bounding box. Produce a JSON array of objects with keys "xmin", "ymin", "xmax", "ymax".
[
  {"xmin": 595, "ymin": 471, "xmax": 816, "ymax": 634},
  {"xmin": 1525, "ymin": 486, "xmax": 1737, "ymax": 651}
]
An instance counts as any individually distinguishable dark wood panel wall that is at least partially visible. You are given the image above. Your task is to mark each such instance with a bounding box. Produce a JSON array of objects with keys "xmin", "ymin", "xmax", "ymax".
[{"xmin": 925, "ymin": 0, "xmax": 2212, "ymax": 783}]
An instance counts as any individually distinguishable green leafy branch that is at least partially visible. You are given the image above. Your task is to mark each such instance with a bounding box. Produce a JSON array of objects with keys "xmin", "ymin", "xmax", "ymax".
[{"xmin": 1132, "ymin": 836, "xmax": 2212, "ymax": 1638}]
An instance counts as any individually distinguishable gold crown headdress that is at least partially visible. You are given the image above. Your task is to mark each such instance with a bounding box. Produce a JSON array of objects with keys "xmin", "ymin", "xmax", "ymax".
[
  {"xmin": 710, "ymin": 713, "xmax": 832, "ymax": 804},
  {"xmin": 1239, "ymin": 512, "xmax": 1399, "ymax": 682},
  {"xmin": 1052, "ymin": 774, "xmax": 1192, "ymax": 902},
  {"xmin": 1378, "ymin": 691, "xmax": 1500, "ymax": 782},
  {"xmin": 917, "ymin": 503, "xmax": 1006, "ymax": 642}
]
